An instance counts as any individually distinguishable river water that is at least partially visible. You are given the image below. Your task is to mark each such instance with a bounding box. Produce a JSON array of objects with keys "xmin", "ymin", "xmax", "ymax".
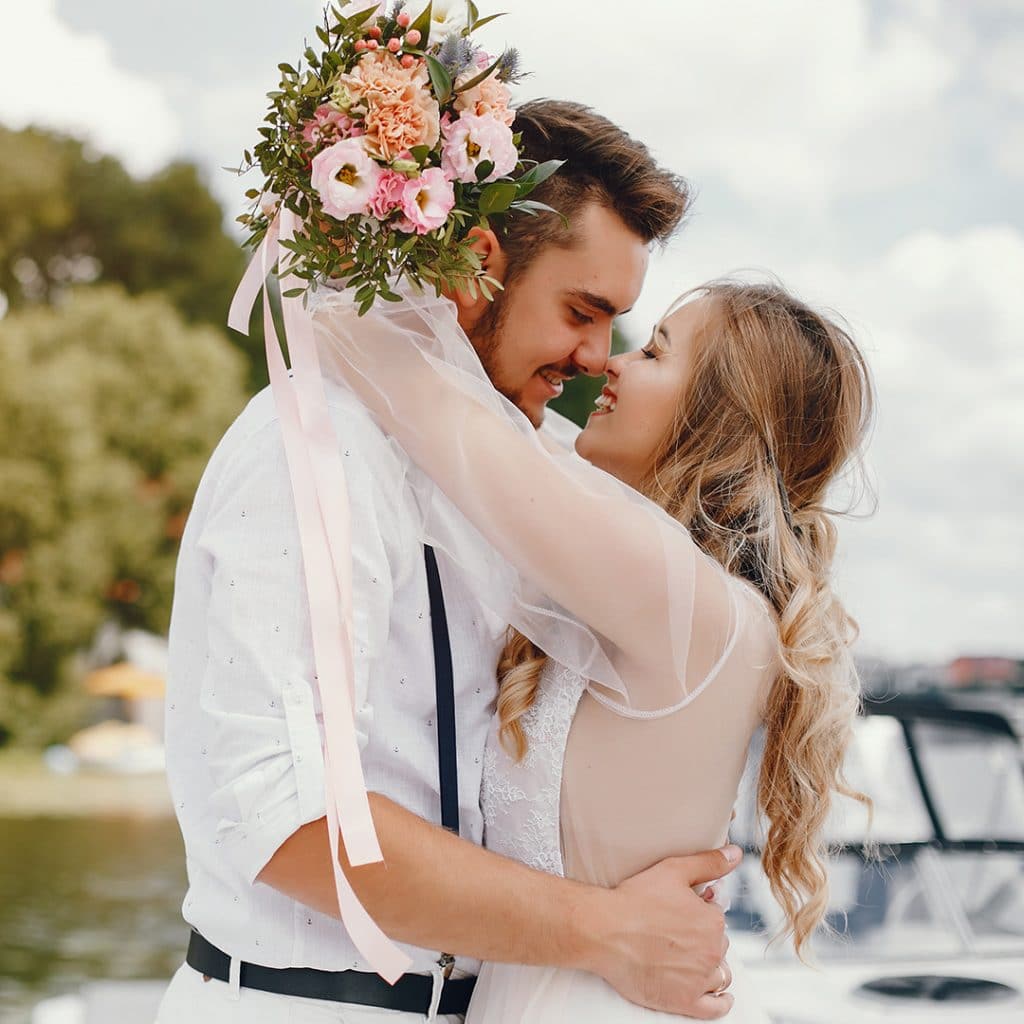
[{"xmin": 0, "ymin": 816, "xmax": 187, "ymax": 1024}]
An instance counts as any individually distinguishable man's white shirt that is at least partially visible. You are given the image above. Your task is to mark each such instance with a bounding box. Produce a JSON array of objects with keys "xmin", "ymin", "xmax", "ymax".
[{"xmin": 165, "ymin": 381, "xmax": 507, "ymax": 975}]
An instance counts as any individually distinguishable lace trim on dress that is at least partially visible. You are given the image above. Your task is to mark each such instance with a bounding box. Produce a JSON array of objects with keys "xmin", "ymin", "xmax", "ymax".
[{"xmin": 481, "ymin": 663, "xmax": 587, "ymax": 878}]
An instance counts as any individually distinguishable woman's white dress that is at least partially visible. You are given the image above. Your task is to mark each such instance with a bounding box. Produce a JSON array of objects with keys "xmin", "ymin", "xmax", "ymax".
[{"xmin": 467, "ymin": 630, "xmax": 774, "ymax": 1023}]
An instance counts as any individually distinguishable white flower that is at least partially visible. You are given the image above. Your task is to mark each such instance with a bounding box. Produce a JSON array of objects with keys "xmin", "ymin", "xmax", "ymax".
[
  {"xmin": 405, "ymin": 0, "xmax": 469, "ymax": 44},
  {"xmin": 310, "ymin": 138, "xmax": 383, "ymax": 220},
  {"xmin": 441, "ymin": 112, "xmax": 517, "ymax": 183}
]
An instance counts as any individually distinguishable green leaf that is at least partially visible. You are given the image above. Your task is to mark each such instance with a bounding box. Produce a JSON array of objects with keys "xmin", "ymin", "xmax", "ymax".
[
  {"xmin": 409, "ymin": 1, "xmax": 433, "ymax": 47},
  {"xmin": 282, "ymin": 287, "xmax": 306, "ymax": 298},
  {"xmin": 520, "ymin": 199, "xmax": 560, "ymax": 214},
  {"xmin": 511, "ymin": 199, "xmax": 568, "ymax": 226},
  {"xmin": 347, "ymin": 3, "xmax": 383, "ymax": 28},
  {"xmin": 278, "ymin": 63, "xmax": 298, "ymax": 75},
  {"xmin": 467, "ymin": 1, "xmax": 480, "ymax": 29},
  {"xmin": 469, "ymin": 12, "xmax": 505, "ymax": 32},
  {"xmin": 426, "ymin": 55, "xmax": 453, "ymax": 106},
  {"xmin": 475, "ymin": 159, "xmax": 495, "ymax": 182},
  {"xmin": 479, "ymin": 181, "xmax": 518, "ymax": 215},
  {"xmin": 409, "ymin": 144, "xmax": 431, "ymax": 165},
  {"xmin": 515, "ymin": 158, "xmax": 564, "ymax": 197},
  {"xmin": 455, "ymin": 55, "xmax": 500, "ymax": 95}
]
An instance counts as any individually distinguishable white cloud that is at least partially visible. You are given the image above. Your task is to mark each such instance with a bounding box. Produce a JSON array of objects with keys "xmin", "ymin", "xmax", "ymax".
[
  {"xmin": 483, "ymin": 0, "xmax": 959, "ymax": 211},
  {"xmin": 786, "ymin": 226, "xmax": 1024, "ymax": 660},
  {"xmin": 983, "ymin": 31, "xmax": 1024, "ymax": 102},
  {"xmin": 0, "ymin": 0, "xmax": 180, "ymax": 175},
  {"xmin": 623, "ymin": 221, "xmax": 1024, "ymax": 662},
  {"xmin": 1, "ymin": 0, "xmax": 1018, "ymax": 662}
]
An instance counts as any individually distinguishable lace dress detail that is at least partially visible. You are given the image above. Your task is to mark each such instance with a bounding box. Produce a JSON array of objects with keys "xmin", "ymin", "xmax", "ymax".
[{"xmin": 481, "ymin": 663, "xmax": 588, "ymax": 877}]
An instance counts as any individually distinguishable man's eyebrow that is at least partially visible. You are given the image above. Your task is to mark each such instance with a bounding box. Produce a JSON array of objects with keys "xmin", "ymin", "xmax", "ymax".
[{"xmin": 568, "ymin": 288, "xmax": 628, "ymax": 317}]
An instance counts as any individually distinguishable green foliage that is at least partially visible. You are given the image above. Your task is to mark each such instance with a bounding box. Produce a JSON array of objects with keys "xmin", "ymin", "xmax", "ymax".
[
  {"xmin": 0, "ymin": 287, "xmax": 246, "ymax": 742},
  {"xmin": 237, "ymin": 3, "xmax": 552, "ymax": 311},
  {"xmin": 549, "ymin": 327, "xmax": 630, "ymax": 429},
  {"xmin": 0, "ymin": 126, "xmax": 265, "ymax": 391}
]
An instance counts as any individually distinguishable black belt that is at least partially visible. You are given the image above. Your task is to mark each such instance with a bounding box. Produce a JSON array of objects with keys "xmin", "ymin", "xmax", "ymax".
[{"xmin": 186, "ymin": 930, "xmax": 477, "ymax": 1015}]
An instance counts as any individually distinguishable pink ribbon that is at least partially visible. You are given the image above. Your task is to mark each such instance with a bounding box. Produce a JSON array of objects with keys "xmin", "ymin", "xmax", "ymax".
[{"xmin": 228, "ymin": 208, "xmax": 411, "ymax": 983}]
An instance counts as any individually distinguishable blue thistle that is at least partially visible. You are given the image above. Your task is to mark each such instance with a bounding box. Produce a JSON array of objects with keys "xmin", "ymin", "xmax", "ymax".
[
  {"xmin": 496, "ymin": 48, "xmax": 525, "ymax": 84},
  {"xmin": 438, "ymin": 36, "xmax": 475, "ymax": 77}
]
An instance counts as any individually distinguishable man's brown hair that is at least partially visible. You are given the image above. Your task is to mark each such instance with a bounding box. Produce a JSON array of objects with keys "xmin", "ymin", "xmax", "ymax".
[{"xmin": 500, "ymin": 99, "xmax": 692, "ymax": 280}]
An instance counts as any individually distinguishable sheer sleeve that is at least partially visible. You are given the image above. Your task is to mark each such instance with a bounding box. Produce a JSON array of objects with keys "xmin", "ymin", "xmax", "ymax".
[{"xmin": 312, "ymin": 285, "xmax": 743, "ymax": 714}]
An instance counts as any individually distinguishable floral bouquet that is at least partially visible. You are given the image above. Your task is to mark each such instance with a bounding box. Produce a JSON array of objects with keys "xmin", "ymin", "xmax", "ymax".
[{"xmin": 236, "ymin": 0, "xmax": 561, "ymax": 315}]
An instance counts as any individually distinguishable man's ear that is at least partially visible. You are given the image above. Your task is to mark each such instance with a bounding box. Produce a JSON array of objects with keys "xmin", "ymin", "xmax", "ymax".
[{"xmin": 454, "ymin": 226, "xmax": 508, "ymax": 312}]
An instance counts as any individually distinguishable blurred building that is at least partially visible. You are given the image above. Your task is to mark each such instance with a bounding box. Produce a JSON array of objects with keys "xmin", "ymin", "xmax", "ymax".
[{"xmin": 947, "ymin": 656, "xmax": 1024, "ymax": 689}]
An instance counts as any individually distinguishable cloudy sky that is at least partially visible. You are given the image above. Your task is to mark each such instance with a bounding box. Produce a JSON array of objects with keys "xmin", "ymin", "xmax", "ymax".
[{"xmin": 1, "ymin": 0, "xmax": 1021, "ymax": 663}]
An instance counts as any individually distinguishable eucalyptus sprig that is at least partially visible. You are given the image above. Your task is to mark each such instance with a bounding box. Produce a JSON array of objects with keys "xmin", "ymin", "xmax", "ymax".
[{"xmin": 235, "ymin": 1, "xmax": 559, "ymax": 314}]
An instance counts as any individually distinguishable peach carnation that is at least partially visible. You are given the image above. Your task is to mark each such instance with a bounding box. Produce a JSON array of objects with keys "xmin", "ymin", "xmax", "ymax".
[
  {"xmin": 364, "ymin": 89, "xmax": 441, "ymax": 162},
  {"xmin": 339, "ymin": 51, "xmax": 440, "ymax": 161},
  {"xmin": 454, "ymin": 69, "xmax": 515, "ymax": 128},
  {"xmin": 340, "ymin": 50, "xmax": 427, "ymax": 105}
]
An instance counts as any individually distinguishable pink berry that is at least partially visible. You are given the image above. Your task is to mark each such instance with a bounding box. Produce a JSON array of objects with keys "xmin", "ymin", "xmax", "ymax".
[
  {"xmin": 368, "ymin": 25, "xmax": 382, "ymax": 39},
  {"xmin": 354, "ymin": 39, "xmax": 368, "ymax": 52},
  {"xmin": 397, "ymin": 11, "xmax": 412, "ymax": 28},
  {"xmin": 401, "ymin": 54, "xmax": 415, "ymax": 68},
  {"xmin": 366, "ymin": 38, "xmax": 380, "ymax": 50},
  {"xmin": 405, "ymin": 28, "xmax": 421, "ymax": 45},
  {"xmin": 388, "ymin": 37, "xmax": 401, "ymax": 52}
]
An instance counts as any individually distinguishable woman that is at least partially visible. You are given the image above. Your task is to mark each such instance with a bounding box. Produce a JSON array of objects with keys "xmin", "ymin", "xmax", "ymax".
[{"xmin": 313, "ymin": 276, "xmax": 873, "ymax": 1022}]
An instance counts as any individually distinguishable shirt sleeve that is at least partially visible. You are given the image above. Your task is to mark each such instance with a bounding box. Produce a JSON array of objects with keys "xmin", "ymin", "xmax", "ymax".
[{"xmin": 192, "ymin": 404, "xmax": 402, "ymax": 885}]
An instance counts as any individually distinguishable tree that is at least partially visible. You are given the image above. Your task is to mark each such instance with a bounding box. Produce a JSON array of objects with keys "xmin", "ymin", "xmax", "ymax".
[
  {"xmin": 0, "ymin": 287, "xmax": 247, "ymax": 744},
  {"xmin": 0, "ymin": 126, "xmax": 267, "ymax": 391}
]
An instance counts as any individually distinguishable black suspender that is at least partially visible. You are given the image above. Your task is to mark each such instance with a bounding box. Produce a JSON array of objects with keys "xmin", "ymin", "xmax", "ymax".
[{"xmin": 424, "ymin": 545, "xmax": 459, "ymax": 836}]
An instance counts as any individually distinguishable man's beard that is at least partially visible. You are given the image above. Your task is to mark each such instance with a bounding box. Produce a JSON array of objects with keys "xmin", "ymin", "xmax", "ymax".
[
  {"xmin": 468, "ymin": 284, "xmax": 577, "ymax": 429},
  {"xmin": 467, "ymin": 285, "xmax": 528, "ymax": 418}
]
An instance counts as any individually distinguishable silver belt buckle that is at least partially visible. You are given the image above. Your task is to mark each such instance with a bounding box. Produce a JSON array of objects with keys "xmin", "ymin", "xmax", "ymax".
[{"xmin": 437, "ymin": 952, "xmax": 455, "ymax": 980}]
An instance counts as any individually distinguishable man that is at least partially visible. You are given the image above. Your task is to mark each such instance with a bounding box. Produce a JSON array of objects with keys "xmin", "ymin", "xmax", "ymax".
[{"xmin": 159, "ymin": 101, "xmax": 738, "ymax": 1023}]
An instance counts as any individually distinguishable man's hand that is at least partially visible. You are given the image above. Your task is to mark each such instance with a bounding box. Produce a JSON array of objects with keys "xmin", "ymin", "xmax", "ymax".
[{"xmin": 576, "ymin": 846, "xmax": 741, "ymax": 1020}]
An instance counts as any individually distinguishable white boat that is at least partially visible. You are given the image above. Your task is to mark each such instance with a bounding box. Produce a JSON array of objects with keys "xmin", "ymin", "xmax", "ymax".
[
  {"xmin": 728, "ymin": 695, "xmax": 1024, "ymax": 1023},
  {"xmin": 34, "ymin": 697, "xmax": 1024, "ymax": 1023}
]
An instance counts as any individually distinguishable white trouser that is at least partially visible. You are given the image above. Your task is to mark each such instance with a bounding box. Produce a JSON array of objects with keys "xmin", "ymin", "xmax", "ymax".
[{"xmin": 155, "ymin": 962, "xmax": 465, "ymax": 1023}]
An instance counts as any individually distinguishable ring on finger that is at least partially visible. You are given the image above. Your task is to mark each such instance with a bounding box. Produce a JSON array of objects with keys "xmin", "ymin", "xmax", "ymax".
[{"xmin": 713, "ymin": 963, "xmax": 729, "ymax": 997}]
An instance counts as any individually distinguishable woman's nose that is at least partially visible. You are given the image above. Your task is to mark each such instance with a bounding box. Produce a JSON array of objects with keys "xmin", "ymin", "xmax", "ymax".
[{"xmin": 605, "ymin": 349, "xmax": 642, "ymax": 378}]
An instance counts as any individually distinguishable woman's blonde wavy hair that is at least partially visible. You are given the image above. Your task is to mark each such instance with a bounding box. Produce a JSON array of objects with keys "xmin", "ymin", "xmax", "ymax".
[{"xmin": 497, "ymin": 278, "xmax": 875, "ymax": 957}]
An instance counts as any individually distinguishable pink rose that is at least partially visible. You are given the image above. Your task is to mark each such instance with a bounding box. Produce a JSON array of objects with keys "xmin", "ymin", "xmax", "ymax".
[
  {"xmin": 454, "ymin": 69, "xmax": 515, "ymax": 127},
  {"xmin": 441, "ymin": 112, "xmax": 518, "ymax": 184},
  {"xmin": 302, "ymin": 103, "xmax": 358, "ymax": 146},
  {"xmin": 370, "ymin": 169, "xmax": 408, "ymax": 220},
  {"xmin": 311, "ymin": 137, "xmax": 383, "ymax": 220},
  {"xmin": 400, "ymin": 168, "xmax": 455, "ymax": 235}
]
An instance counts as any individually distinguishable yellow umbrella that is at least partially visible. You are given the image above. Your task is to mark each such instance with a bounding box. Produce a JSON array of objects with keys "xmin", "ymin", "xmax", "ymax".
[{"xmin": 84, "ymin": 662, "xmax": 165, "ymax": 700}]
